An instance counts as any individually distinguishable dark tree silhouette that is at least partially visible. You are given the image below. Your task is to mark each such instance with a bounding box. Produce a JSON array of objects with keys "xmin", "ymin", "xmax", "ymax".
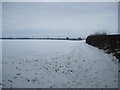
[
  {"xmin": 66, "ymin": 37, "xmax": 69, "ymax": 40},
  {"xmin": 78, "ymin": 37, "xmax": 82, "ymax": 40}
]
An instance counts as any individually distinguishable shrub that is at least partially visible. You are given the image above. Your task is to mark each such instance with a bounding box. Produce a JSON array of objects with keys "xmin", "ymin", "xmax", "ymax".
[
  {"xmin": 89, "ymin": 31, "xmax": 107, "ymax": 37},
  {"xmin": 86, "ymin": 32, "xmax": 107, "ymax": 48}
]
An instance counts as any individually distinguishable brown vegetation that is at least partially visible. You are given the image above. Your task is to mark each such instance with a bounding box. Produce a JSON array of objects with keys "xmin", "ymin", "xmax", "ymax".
[{"xmin": 86, "ymin": 33, "xmax": 120, "ymax": 61}]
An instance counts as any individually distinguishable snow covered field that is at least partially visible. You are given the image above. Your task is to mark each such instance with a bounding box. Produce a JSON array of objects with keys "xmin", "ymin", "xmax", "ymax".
[
  {"xmin": 0, "ymin": 40, "xmax": 2, "ymax": 89},
  {"xmin": 2, "ymin": 40, "xmax": 118, "ymax": 88}
]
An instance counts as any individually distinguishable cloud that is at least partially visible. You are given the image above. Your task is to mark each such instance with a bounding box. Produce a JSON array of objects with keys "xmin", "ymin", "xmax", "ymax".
[{"xmin": 2, "ymin": 2, "xmax": 118, "ymax": 38}]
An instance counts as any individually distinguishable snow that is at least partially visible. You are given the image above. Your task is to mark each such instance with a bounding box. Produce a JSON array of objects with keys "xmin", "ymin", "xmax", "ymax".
[
  {"xmin": 2, "ymin": 40, "xmax": 118, "ymax": 88},
  {"xmin": 0, "ymin": 40, "xmax": 2, "ymax": 89}
]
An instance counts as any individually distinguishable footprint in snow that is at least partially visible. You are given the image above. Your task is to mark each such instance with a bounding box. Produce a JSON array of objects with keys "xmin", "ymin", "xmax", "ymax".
[
  {"xmin": 8, "ymin": 80, "xmax": 12, "ymax": 83},
  {"xmin": 32, "ymin": 78, "xmax": 38, "ymax": 83},
  {"xmin": 83, "ymin": 60, "xmax": 85, "ymax": 62},
  {"xmin": 14, "ymin": 76, "xmax": 17, "ymax": 79},
  {"xmin": 35, "ymin": 60, "xmax": 38, "ymax": 62},
  {"xmin": 16, "ymin": 73, "xmax": 21, "ymax": 76}
]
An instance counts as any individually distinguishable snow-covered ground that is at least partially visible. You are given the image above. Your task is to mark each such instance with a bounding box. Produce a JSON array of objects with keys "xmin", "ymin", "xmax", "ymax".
[
  {"xmin": 2, "ymin": 40, "xmax": 118, "ymax": 88},
  {"xmin": 0, "ymin": 40, "xmax": 2, "ymax": 89}
]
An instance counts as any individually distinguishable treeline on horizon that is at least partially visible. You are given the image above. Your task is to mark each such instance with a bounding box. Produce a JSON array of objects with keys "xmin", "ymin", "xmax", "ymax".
[{"xmin": 0, "ymin": 37, "xmax": 83, "ymax": 40}]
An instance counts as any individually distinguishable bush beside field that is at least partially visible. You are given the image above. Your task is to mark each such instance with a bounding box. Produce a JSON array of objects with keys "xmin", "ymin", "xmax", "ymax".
[{"xmin": 86, "ymin": 33, "xmax": 120, "ymax": 60}]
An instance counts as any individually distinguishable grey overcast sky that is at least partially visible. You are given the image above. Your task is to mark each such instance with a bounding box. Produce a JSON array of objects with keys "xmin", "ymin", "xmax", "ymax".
[{"xmin": 2, "ymin": 2, "xmax": 118, "ymax": 38}]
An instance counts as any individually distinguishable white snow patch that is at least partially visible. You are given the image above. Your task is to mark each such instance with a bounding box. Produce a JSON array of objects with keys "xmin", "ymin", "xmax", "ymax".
[
  {"xmin": 0, "ymin": 40, "xmax": 2, "ymax": 89},
  {"xmin": 2, "ymin": 40, "xmax": 118, "ymax": 88}
]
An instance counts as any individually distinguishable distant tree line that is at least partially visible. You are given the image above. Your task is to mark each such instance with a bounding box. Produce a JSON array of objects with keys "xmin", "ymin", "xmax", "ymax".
[
  {"xmin": 66, "ymin": 37, "xmax": 82, "ymax": 40},
  {"xmin": 1, "ymin": 37, "xmax": 83, "ymax": 40}
]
